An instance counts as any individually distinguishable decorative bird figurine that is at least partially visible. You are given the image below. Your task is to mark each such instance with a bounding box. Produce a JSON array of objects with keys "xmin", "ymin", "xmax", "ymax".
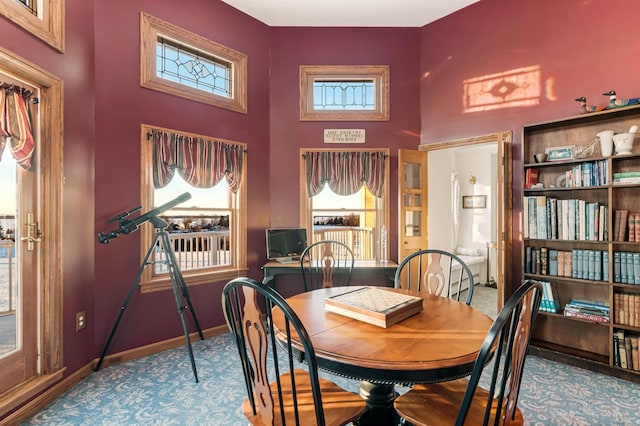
[
  {"xmin": 574, "ymin": 97, "xmax": 603, "ymax": 114},
  {"xmin": 575, "ymin": 97, "xmax": 590, "ymax": 114},
  {"xmin": 603, "ymin": 90, "xmax": 617, "ymax": 109}
]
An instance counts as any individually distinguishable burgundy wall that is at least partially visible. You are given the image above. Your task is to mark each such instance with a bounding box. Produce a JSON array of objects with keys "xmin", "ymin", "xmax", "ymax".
[
  {"xmin": 0, "ymin": 2, "xmax": 96, "ymax": 372},
  {"xmin": 269, "ymin": 27, "xmax": 422, "ymax": 265},
  {"xmin": 2, "ymin": 0, "xmax": 638, "ymax": 397},
  {"xmin": 418, "ymin": 0, "xmax": 640, "ymax": 290},
  {"xmin": 92, "ymin": 0, "xmax": 271, "ymax": 357}
]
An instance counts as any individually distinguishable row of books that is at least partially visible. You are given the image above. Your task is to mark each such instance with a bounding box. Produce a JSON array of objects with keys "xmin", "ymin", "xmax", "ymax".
[
  {"xmin": 613, "ymin": 210, "xmax": 640, "ymax": 242},
  {"xmin": 563, "ymin": 298, "xmax": 610, "ymax": 323},
  {"xmin": 525, "ymin": 248, "xmax": 609, "ymax": 282},
  {"xmin": 614, "ymin": 330, "xmax": 640, "ymax": 371},
  {"xmin": 538, "ymin": 280, "xmax": 558, "ymax": 313},
  {"xmin": 559, "ymin": 160, "xmax": 609, "ymax": 188},
  {"xmin": 523, "ymin": 196, "xmax": 608, "ymax": 241},
  {"xmin": 613, "ymin": 251, "xmax": 640, "ymax": 285},
  {"xmin": 613, "ymin": 171, "xmax": 640, "ymax": 185},
  {"xmin": 613, "ymin": 293, "xmax": 640, "ymax": 328}
]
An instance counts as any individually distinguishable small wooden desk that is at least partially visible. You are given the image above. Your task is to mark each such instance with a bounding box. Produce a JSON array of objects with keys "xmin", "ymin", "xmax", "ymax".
[
  {"xmin": 262, "ymin": 259, "xmax": 398, "ymax": 287},
  {"xmin": 271, "ymin": 286, "xmax": 493, "ymax": 426}
]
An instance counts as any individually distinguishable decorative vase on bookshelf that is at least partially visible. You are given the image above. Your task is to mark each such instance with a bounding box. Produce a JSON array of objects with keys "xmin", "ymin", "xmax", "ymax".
[
  {"xmin": 596, "ymin": 130, "xmax": 614, "ymax": 157},
  {"xmin": 613, "ymin": 126, "xmax": 637, "ymax": 155}
]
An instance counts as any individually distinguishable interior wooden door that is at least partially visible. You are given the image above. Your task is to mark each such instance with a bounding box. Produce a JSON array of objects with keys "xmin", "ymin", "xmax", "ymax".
[{"xmin": 398, "ymin": 149, "xmax": 428, "ymax": 287}]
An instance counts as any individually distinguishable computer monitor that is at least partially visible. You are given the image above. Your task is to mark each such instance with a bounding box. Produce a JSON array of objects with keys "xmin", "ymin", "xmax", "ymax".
[{"xmin": 265, "ymin": 228, "xmax": 308, "ymax": 262}]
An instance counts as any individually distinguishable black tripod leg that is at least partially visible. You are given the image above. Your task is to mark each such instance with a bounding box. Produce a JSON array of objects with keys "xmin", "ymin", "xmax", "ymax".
[
  {"xmin": 161, "ymin": 233, "xmax": 201, "ymax": 382},
  {"xmin": 167, "ymin": 260, "xmax": 199, "ymax": 383},
  {"xmin": 95, "ymin": 234, "xmax": 159, "ymax": 371},
  {"xmin": 164, "ymin": 235, "xmax": 204, "ymax": 340}
]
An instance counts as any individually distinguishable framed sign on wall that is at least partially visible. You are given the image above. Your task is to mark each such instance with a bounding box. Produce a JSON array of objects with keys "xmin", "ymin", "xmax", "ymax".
[{"xmin": 462, "ymin": 195, "xmax": 486, "ymax": 209}]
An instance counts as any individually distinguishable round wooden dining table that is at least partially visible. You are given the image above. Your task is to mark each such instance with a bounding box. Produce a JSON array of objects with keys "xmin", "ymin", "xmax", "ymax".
[{"xmin": 271, "ymin": 286, "xmax": 494, "ymax": 426}]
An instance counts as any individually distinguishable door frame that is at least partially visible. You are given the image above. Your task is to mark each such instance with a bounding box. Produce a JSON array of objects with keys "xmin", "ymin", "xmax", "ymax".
[
  {"xmin": 418, "ymin": 131, "xmax": 513, "ymax": 309},
  {"xmin": 0, "ymin": 46, "xmax": 64, "ymax": 417}
]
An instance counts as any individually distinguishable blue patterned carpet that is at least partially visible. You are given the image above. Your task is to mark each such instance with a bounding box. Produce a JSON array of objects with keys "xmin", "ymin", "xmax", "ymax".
[{"xmin": 22, "ymin": 332, "xmax": 640, "ymax": 425}]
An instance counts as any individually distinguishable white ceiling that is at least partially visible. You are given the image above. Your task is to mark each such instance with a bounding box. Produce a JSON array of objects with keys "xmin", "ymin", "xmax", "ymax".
[{"xmin": 219, "ymin": 0, "xmax": 480, "ymax": 27}]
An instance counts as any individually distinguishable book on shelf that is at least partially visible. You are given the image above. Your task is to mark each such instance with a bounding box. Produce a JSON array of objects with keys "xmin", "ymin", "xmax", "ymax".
[
  {"xmin": 613, "ymin": 171, "xmax": 640, "ymax": 185},
  {"xmin": 614, "ymin": 332, "xmax": 621, "ymax": 367},
  {"xmin": 324, "ymin": 286, "xmax": 423, "ymax": 328},
  {"xmin": 548, "ymin": 249, "xmax": 558, "ymax": 276},
  {"xmin": 564, "ymin": 298, "xmax": 610, "ymax": 323},
  {"xmin": 549, "ymin": 198, "xmax": 557, "ymax": 240},
  {"xmin": 625, "ymin": 337, "xmax": 633, "ymax": 371},
  {"xmin": 614, "ymin": 293, "xmax": 640, "ymax": 327},
  {"xmin": 603, "ymin": 251, "xmax": 609, "ymax": 282},
  {"xmin": 563, "ymin": 250, "xmax": 572, "ymax": 277},
  {"xmin": 614, "ymin": 210, "xmax": 623, "ymax": 242},
  {"xmin": 538, "ymin": 280, "xmax": 558, "ymax": 313},
  {"xmin": 563, "ymin": 309, "xmax": 610, "ymax": 323},
  {"xmin": 618, "ymin": 210, "xmax": 629, "ymax": 241},
  {"xmin": 528, "ymin": 197, "xmax": 537, "ymax": 239},
  {"xmin": 616, "ymin": 330, "xmax": 628, "ymax": 369},
  {"xmin": 540, "ymin": 247, "xmax": 548, "ymax": 275},
  {"xmin": 525, "ymin": 168, "xmax": 539, "ymax": 189},
  {"xmin": 536, "ymin": 196, "xmax": 548, "ymax": 239},
  {"xmin": 629, "ymin": 212, "xmax": 636, "ymax": 243},
  {"xmin": 632, "ymin": 337, "xmax": 639, "ymax": 371}
]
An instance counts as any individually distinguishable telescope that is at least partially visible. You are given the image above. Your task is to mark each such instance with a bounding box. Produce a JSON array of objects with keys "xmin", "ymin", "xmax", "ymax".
[{"xmin": 98, "ymin": 192, "xmax": 191, "ymax": 244}]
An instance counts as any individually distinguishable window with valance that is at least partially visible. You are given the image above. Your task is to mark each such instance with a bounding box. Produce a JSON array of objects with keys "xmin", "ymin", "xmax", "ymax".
[
  {"xmin": 304, "ymin": 150, "xmax": 386, "ymax": 198},
  {"xmin": 140, "ymin": 125, "xmax": 247, "ymax": 292},
  {"xmin": 149, "ymin": 128, "xmax": 244, "ymax": 192},
  {"xmin": 300, "ymin": 149, "xmax": 389, "ymax": 261}
]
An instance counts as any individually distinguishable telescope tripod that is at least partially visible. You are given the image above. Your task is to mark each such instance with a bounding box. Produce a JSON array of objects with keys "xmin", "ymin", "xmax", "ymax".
[{"xmin": 96, "ymin": 225, "xmax": 204, "ymax": 382}]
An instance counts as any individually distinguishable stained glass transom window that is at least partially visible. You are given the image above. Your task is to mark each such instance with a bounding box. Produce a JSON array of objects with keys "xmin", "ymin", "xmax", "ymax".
[
  {"xmin": 313, "ymin": 80, "xmax": 375, "ymax": 111},
  {"xmin": 156, "ymin": 37, "xmax": 232, "ymax": 98}
]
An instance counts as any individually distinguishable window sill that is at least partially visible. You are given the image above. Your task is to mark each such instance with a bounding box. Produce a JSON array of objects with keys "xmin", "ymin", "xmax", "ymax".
[{"xmin": 140, "ymin": 268, "xmax": 248, "ymax": 294}]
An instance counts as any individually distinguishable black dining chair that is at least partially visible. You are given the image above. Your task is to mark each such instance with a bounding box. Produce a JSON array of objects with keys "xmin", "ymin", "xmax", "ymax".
[
  {"xmin": 394, "ymin": 249, "xmax": 475, "ymax": 305},
  {"xmin": 222, "ymin": 276, "xmax": 366, "ymax": 426},
  {"xmin": 393, "ymin": 279, "xmax": 543, "ymax": 426},
  {"xmin": 300, "ymin": 240, "xmax": 355, "ymax": 291}
]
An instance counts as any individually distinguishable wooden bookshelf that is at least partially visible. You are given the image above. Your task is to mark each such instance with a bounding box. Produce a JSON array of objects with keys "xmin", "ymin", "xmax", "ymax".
[{"xmin": 522, "ymin": 104, "xmax": 640, "ymax": 382}]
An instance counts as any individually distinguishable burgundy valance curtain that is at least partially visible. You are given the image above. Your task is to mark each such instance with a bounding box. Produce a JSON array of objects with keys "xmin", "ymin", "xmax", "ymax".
[
  {"xmin": 149, "ymin": 128, "xmax": 244, "ymax": 193},
  {"xmin": 304, "ymin": 151, "xmax": 386, "ymax": 198},
  {"xmin": 0, "ymin": 83, "xmax": 35, "ymax": 170}
]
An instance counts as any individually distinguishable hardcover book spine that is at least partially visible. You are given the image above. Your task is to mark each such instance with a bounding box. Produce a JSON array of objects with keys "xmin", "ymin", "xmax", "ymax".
[
  {"xmin": 594, "ymin": 250, "xmax": 602, "ymax": 281},
  {"xmin": 549, "ymin": 249, "xmax": 558, "ymax": 276},
  {"xmin": 614, "ymin": 251, "xmax": 622, "ymax": 283}
]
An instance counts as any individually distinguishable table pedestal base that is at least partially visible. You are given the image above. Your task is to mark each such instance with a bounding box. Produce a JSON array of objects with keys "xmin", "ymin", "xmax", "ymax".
[{"xmin": 357, "ymin": 381, "xmax": 400, "ymax": 426}]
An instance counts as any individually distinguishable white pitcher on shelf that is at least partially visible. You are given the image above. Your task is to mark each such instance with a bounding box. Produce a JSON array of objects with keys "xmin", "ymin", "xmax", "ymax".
[
  {"xmin": 612, "ymin": 125, "xmax": 638, "ymax": 155},
  {"xmin": 596, "ymin": 130, "xmax": 614, "ymax": 157}
]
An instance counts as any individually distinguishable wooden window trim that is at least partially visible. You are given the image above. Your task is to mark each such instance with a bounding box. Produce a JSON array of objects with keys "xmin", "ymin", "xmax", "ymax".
[
  {"xmin": 0, "ymin": 0, "xmax": 64, "ymax": 52},
  {"xmin": 140, "ymin": 13, "xmax": 247, "ymax": 114},
  {"xmin": 300, "ymin": 65, "xmax": 390, "ymax": 121},
  {"xmin": 139, "ymin": 124, "xmax": 247, "ymax": 293}
]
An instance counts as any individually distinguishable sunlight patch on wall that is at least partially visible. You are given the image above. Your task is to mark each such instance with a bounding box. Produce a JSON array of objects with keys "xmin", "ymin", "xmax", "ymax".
[{"xmin": 463, "ymin": 65, "xmax": 541, "ymax": 112}]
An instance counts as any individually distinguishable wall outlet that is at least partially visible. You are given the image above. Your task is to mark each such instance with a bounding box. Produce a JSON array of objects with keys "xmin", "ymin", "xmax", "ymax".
[{"xmin": 76, "ymin": 311, "xmax": 86, "ymax": 331}]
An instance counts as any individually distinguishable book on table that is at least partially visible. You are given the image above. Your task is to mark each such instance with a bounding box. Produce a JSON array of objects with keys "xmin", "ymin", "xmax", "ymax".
[{"xmin": 324, "ymin": 286, "xmax": 423, "ymax": 328}]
